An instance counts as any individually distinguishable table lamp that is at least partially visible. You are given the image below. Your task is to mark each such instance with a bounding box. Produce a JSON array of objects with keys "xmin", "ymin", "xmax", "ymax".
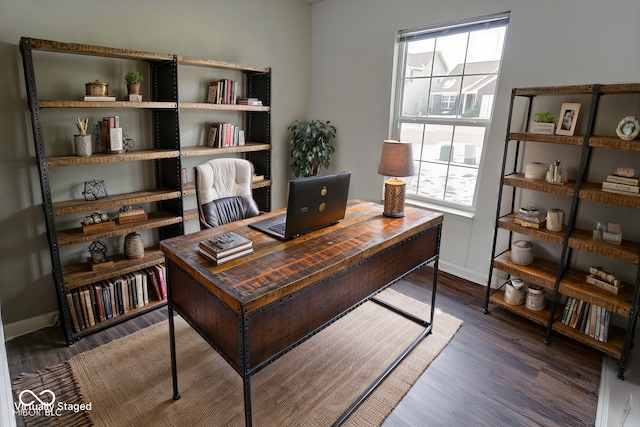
[{"xmin": 377, "ymin": 140, "xmax": 414, "ymax": 217}]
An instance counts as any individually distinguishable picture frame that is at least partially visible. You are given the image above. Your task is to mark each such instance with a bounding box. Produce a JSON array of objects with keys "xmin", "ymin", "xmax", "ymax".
[
  {"xmin": 556, "ymin": 103, "xmax": 581, "ymax": 136},
  {"xmin": 616, "ymin": 116, "xmax": 640, "ymax": 141}
]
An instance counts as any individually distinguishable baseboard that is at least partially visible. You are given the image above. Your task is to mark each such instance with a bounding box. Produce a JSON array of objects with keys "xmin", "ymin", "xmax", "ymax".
[
  {"xmin": 438, "ymin": 261, "xmax": 486, "ymax": 286},
  {"xmin": 596, "ymin": 356, "xmax": 616, "ymax": 426},
  {"xmin": 3, "ymin": 311, "xmax": 59, "ymax": 341}
]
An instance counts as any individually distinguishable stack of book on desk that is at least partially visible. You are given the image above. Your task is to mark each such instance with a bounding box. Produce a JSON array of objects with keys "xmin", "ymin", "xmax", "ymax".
[{"xmin": 198, "ymin": 231, "xmax": 253, "ymax": 265}]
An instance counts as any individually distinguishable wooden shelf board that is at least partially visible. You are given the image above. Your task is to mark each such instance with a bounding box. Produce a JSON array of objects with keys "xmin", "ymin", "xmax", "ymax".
[
  {"xmin": 498, "ymin": 213, "xmax": 565, "ymax": 244},
  {"xmin": 57, "ymin": 210, "xmax": 182, "ymax": 247},
  {"xmin": 599, "ymin": 83, "xmax": 640, "ymax": 95},
  {"xmin": 62, "ymin": 249, "xmax": 165, "ymax": 289},
  {"xmin": 589, "ymin": 135, "xmax": 640, "ymax": 151},
  {"xmin": 177, "ymin": 55, "xmax": 269, "ymax": 73},
  {"xmin": 569, "ymin": 228, "xmax": 640, "ymax": 264},
  {"xmin": 180, "ymin": 102, "xmax": 269, "ymax": 112},
  {"xmin": 182, "ymin": 182, "xmax": 196, "ymax": 196},
  {"xmin": 503, "ymin": 174, "xmax": 575, "ymax": 196},
  {"xmin": 181, "ymin": 143, "xmax": 270, "ymax": 157},
  {"xmin": 579, "ymin": 182, "xmax": 640, "ymax": 209},
  {"xmin": 47, "ymin": 149, "xmax": 180, "ymax": 168},
  {"xmin": 510, "ymin": 132, "xmax": 584, "ymax": 146},
  {"xmin": 552, "ymin": 321, "xmax": 624, "ymax": 359},
  {"xmin": 559, "ymin": 268, "xmax": 634, "ymax": 316},
  {"xmin": 39, "ymin": 100, "xmax": 176, "ymax": 109},
  {"xmin": 184, "ymin": 208, "xmax": 199, "ymax": 222},
  {"xmin": 514, "ymin": 85, "xmax": 595, "ymax": 96},
  {"xmin": 52, "ymin": 188, "xmax": 181, "ymax": 216},
  {"xmin": 493, "ymin": 252, "xmax": 559, "ymax": 290},
  {"xmin": 489, "ymin": 291, "xmax": 552, "ymax": 326},
  {"xmin": 27, "ymin": 37, "xmax": 174, "ymax": 62},
  {"xmin": 73, "ymin": 299, "xmax": 167, "ymax": 340}
]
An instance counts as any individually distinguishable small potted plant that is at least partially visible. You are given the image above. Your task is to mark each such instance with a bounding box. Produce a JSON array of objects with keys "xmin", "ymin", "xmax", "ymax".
[
  {"xmin": 530, "ymin": 111, "xmax": 558, "ymax": 135},
  {"xmin": 288, "ymin": 119, "xmax": 337, "ymax": 177},
  {"xmin": 124, "ymin": 70, "xmax": 144, "ymax": 97}
]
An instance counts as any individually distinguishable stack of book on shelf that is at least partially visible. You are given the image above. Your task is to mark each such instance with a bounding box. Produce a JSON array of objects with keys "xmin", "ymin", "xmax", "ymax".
[
  {"xmin": 514, "ymin": 206, "xmax": 545, "ymax": 229},
  {"xmin": 65, "ymin": 265, "xmax": 167, "ymax": 333},
  {"xmin": 198, "ymin": 231, "xmax": 253, "ymax": 265},
  {"xmin": 206, "ymin": 79, "xmax": 238, "ymax": 105},
  {"xmin": 208, "ymin": 122, "xmax": 245, "ymax": 148},
  {"xmin": 560, "ymin": 296, "xmax": 610, "ymax": 342},
  {"xmin": 586, "ymin": 266, "xmax": 625, "ymax": 295},
  {"xmin": 237, "ymin": 97, "xmax": 263, "ymax": 106},
  {"xmin": 602, "ymin": 171, "xmax": 639, "ymax": 197}
]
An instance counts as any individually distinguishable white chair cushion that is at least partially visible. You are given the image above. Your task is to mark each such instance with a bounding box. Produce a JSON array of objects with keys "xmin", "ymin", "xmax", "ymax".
[{"xmin": 195, "ymin": 158, "xmax": 253, "ymax": 205}]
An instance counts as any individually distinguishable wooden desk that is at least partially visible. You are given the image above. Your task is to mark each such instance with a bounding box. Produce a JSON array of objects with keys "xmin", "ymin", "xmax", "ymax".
[{"xmin": 160, "ymin": 200, "xmax": 442, "ymax": 426}]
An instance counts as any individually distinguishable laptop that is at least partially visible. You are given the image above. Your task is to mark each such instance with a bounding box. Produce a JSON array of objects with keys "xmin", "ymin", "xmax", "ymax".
[{"xmin": 249, "ymin": 171, "xmax": 351, "ymax": 240}]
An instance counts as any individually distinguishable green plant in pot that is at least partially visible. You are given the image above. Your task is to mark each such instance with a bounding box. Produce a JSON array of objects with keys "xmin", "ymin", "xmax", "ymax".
[
  {"xmin": 288, "ymin": 119, "xmax": 337, "ymax": 177},
  {"xmin": 531, "ymin": 111, "xmax": 558, "ymax": 135},
  {"xmin": 124, "ymin": 70, "xmax": 144, "ymax": 95}
]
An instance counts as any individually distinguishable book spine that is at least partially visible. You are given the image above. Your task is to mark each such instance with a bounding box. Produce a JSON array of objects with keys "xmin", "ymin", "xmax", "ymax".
[
  {"xmin": 94, "ymin": 283, "xmax": 106, "ymax": 322},
  {"xmin": 66, "ymin": 292, "xmax": 82, "ymax": 333},
  {"xmin": 102, "ymin": 283, "xmax": 113, "ymax": 320},
  {"xmin": 606, "ymin": 175, "xmax": 639, "ymax": 186},
  {"xmin": 561, "ymin": 297, "xmax": 572, "ymax": 324},
  {"xmin": 602, "ymin": 181, "xmax": 639, "ymax": 193},
  {"xmin": 72, "ymin": 290, "xmax": 86, "ymax": 331},
  {"xmin": 601, "ymin": 187, "xmax": 640, "ymax": 197},
  {"xmin": 578, "ymin": 302, "xmax": 590, "ymax": 333}
]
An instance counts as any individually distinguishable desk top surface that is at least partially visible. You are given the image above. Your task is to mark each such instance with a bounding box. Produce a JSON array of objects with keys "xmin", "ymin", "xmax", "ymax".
[{"xmin": 161, "ymin": 200, "xmax": 442, "ymax": 314}]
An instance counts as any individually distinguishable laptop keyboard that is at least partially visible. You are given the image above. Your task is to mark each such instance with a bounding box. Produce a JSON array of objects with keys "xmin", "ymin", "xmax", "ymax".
[{"xmin": 267, "ymin": 222, "xmax": 286, "ymax": 235}]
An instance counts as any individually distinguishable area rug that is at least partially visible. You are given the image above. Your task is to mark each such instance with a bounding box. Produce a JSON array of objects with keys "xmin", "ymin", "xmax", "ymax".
[{"xmin": 13, "ymin": 289, "xmax": 462, "ymax": 426}]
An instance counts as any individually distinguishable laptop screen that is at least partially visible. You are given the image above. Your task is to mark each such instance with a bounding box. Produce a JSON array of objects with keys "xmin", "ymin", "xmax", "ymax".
[
  {"xmin": 249, "ymin": 171, "xmax": 351, "ymax": 240},
  {"xmin": 284, "ymin": 171, "xmax": 351, "ymax": 238}
]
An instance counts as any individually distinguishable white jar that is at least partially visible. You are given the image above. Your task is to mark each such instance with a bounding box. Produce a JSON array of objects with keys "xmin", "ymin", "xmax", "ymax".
[
  {"xmin": 525, "ymin": 286, "xmax": 546, "ymax": 311},
  {"xmin": 524, "ymin": 162, "xmax": 548, "ymax": 180},
  {"xmin": 504, "ymin": 278, "xmax": 525, "ymax": 305},
  {"xmin": 511, "ymin": 240, "xmax": 534, "ymax": 266}
]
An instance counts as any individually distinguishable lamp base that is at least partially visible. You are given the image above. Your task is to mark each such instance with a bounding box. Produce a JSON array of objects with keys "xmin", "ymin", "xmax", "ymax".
[{"xmin": 383, "ymin": 178, "xmax": 406, "ymax": 218}]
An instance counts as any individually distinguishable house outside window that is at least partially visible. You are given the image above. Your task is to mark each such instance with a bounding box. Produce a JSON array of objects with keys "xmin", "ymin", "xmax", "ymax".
[{"xmin": 391, "ymin": 13, "xmax": 509, "ymax": 209}]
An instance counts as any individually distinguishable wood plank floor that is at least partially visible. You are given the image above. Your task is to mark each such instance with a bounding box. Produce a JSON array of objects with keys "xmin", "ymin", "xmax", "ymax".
[{"xmin": 7, "ymin": 268, "xmax": 601, "ymax": 426}]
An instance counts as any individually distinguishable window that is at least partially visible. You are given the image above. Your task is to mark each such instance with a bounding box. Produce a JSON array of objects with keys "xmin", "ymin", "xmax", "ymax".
[{"xmin": 391, "ymin": 13, "xmax": 509, "ymax": 209}]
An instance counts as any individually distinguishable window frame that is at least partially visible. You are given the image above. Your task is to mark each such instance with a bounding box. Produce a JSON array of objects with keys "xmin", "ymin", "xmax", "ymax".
[{"xmin": 389, "ymin": 12, "xmax": 509, "ymax": 212}]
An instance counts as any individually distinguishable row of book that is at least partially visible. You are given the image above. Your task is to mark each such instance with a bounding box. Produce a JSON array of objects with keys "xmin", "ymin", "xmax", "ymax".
[
  {"xmin": 66, "ymin": 265, "xmax": 167, "ymax": 333},
  {"xmin": 560, "ymin": 296, "xmax": 610, "ymax": 342},
  {"xmin": 208, "ymin": 122, "xmax": 245, "ymax": 148},
  {"xmin": 601, "ymin": 174, "xmax": 639, "ymax": 197},
  {"xmin": 100, "ymin": 116, "xmax": 124, "ymax": 152},
  {"xmin": 198, "ymin": 231, "xmax": 253, "ymax": 265},
  {"xmin": 207, "ymin": 79, "xmax": 238, "ymax": 105}
]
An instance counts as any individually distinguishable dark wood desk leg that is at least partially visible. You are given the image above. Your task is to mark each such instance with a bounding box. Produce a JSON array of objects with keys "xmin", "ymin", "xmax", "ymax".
[
  {"xmin": 168, "ymin": 303, "xmax": 181, "ymax": 400},
  {"xmin": 430, "ymin": 256, "xmax": 439, "ymax": 330},
  {"xmin": 243, "ymin": 374, "xmax": 252, "ymax": 427}
]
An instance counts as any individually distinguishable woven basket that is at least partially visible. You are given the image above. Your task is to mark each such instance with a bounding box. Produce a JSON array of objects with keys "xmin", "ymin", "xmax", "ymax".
[
  {"xmin": 124, "ymin": 232, "xmax": 144, "ymax": 259},
  {"xmin": 74, "ymin": 134, "xmax": 92, "ymax": 157}
]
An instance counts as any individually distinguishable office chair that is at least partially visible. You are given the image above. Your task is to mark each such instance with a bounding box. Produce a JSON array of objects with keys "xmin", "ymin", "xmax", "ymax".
[{"xmin": 194, "ymin": 158, "xmax": 260, "ymax": 229}]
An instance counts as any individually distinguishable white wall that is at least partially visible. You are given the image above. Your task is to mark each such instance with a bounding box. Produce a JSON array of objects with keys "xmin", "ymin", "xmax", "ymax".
[
  {"xmin": 309, "ymin": 0, "xmax": 640, "ymax": 284},
  {"xmin": 0, "ymin": 0, "xmax": 311, "ymax": 330}
]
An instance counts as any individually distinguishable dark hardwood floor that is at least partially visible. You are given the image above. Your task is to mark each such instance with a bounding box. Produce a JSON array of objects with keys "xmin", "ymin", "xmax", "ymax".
[{"xmin": 7, "ymin": 268, "xmax": 601, "ymax": 427}]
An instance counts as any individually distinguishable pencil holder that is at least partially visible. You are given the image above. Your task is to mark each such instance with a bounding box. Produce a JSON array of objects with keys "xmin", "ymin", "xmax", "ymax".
[{"xmin": 74, "ymin": 134, "xmax": 92, "ymax": 157}]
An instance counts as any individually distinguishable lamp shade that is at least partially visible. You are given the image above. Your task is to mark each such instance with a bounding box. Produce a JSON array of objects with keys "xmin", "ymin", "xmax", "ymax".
[{"xmin": 377, "ymin": 140, "xmax": 415, "ymax": 177}]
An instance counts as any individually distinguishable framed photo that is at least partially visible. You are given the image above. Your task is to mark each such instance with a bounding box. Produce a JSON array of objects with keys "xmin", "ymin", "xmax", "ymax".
[
  {"xmin": 616, "ymin": 116, "xmax": 640, "ymax": 141},
  {"xmin": 556, "ymin": 103, "xmax": 581, "ymax": 136}
]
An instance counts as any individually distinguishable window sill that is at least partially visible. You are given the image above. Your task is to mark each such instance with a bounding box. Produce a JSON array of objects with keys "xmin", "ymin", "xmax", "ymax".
[{"xmin": 405, "ymin": 199, "xmax": 475, "ymax": 219}]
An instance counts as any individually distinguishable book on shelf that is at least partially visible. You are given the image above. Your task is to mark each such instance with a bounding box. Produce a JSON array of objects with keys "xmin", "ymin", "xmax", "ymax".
[
  {"xmin": 252, "ymin": 174, "xmax": 265, "ymax": 183},
  {"xmin": 600, "ymin": 187, "xmax": 640, "ymax": 197},
  {"xmin": 207, "ymin": 79, "xmax": 238, "ymax": 104},
  {"xmin": 67, "ymin": 292, "xmax": 82, "ymax": 333},
  {"xmin": 560, "ymin": 297, "xmax": 573, "ymax": 324},
  {"xmin": 578, "ymin": 302, "xmax": 590, "ymax": 333},
  {"xmin": 586, "ymin": 274, "xmax": 625, "ymax": 295},
  {"xmin": 606, "ymin": 175, "xmax": 640, "ymax": 186},
  {"xmin": 237, "ymin": 98, "xmax": 263, "ymax": 106},
  {"xmin": 82, "ymin": 95, "xmax": 116, "ymax": 101},
  {"xmin": 601, "ymin": 180, "xmax": 639, "ymax": 193},
  {"xmin": 569, "ymin": 300, "xmax": 584, "ymax": 328},
  {"xmin": 514, "ymin": 218, "xmax": 546, "ymax": 229},
  {"xmin": 199, "ymin": 246, "xmax": 254, "ymax": 265}
]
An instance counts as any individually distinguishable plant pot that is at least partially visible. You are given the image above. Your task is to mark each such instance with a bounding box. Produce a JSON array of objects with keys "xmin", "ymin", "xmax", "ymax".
[
  {"xmin": 530, "ymin": 122, "xmax": 555, "ymax": 135},
  {"xmin": 127, "ymin": 83, "xmax": 141, "ymax": 95}
]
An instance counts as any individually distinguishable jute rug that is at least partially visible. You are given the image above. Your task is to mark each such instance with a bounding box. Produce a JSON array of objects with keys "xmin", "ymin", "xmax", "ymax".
[{"xmin": 13, "ymin": 289, "xmax": 462, "ymax": 426}]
